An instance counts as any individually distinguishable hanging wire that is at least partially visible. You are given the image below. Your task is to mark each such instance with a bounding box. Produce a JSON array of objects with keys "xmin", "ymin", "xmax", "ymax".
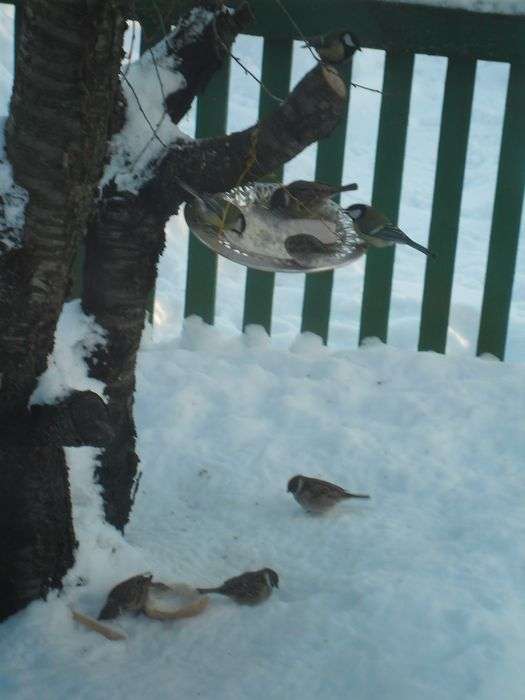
[{"xmin": 272, "ymin": 0, "xmax": 382, "ymax": 95}]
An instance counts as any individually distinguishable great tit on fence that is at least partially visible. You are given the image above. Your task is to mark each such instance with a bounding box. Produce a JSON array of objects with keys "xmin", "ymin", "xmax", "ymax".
[
  {"xmin": 197, "ymin": 568, "xmax": 279, "ymax": 605},
  {"xmin": 287, "ymin": 475, "xmax": 370, "ymax": 514},
  {"xmin": 270, "ymin": 180, "xmax": 358, "ymax": 219},
  {"xmin": 303, "ymin": 30, "xmax": 361, "ymax": 64},
  {"xmin": 345, "ymin": 204, "xmax": 435, "ymax": 258}
]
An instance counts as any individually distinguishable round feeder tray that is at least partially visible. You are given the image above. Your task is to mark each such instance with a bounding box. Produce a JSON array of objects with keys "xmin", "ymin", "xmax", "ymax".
[{"xmin": 184, "ymin": 182, "xmax": 366, "ymax": 273}]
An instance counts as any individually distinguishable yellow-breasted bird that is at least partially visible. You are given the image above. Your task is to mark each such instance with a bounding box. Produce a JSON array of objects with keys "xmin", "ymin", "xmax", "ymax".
[
  {"xmin": 270, "ymin": 180, "xmax": 358, "ymax": 219},
  {"xmin": 345, "ymin": 204, "xmax": 436, "ymax": 258},
  {"xmin": 178, "ymin": 176, "xmax": 246, "ymax": 236},
  {"xmin": 197, "ymin": 568, "xmax": 279, "ymax": 605},
  {"xmin": 193, "ymin": 194, "xmax": 246, "ymax": 236},
  {"xmin": 287, "ymin": 475, "xmax": 370, "ymax": 514},
  {"xmin": 303, "ymin": 30, "xmax": 361, "ymax": 64}
]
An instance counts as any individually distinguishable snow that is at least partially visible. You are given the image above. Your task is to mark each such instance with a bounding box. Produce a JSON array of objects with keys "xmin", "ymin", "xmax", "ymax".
[
  {"xmin": 1, "ymin": 316, "xmax": 525, "ymax": 700},
  {"xmin": 0, "ymin": 6, "xmax": 525, "ymax": 700},
  {"xmin": 379, "ymin": 0, "xmax": 525, "ymax": 12},
  {"xmin": 30, "ymin": 300, "xmax": 107, "ymax": 406},
  {"xmin": 101, "ymin": 7, "xmax": 219, "ymax": 195},
  {"xmin": 100, "ymin": 37, "xmax": 188, "ymax": 195},
  {"xmin": 0, "ymin": 116, "xmax": 28, "ymax": 251}
]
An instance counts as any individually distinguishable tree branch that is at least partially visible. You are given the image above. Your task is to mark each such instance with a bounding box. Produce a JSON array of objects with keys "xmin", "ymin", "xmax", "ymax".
[
  {"xmin": 147, "ymin": 64, "xmax": 347, "ymax": 214},
  {"xmin": 164, "ymin": 2, "xmax": 254, "ymax": 124}
]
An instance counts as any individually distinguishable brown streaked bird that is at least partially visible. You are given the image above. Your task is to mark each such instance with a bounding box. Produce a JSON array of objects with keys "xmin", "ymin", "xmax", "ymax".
[
  {"xmin": 303, "ymin": 30, "xmax": 361, "ymax": 64},
  {"xmin": 284, "ymin": 233, "xmax": 338, "ymax": 267},
  {"xmin": 197, "ymin": 568, "xmax": 279, "ymax": 605},
  {"xmin": 345, "ymin": 204, "xmax": 435, "ymax": 258},
  {"xmin": 270, "ymin": 180, "xmax": 358, "ymax": 219},
  {"xmin": 98, "ymin": 573, "xmax": 153, "ymax": 620},
  {"xmin": 287, "ymin": 475, "xmax": 370, "ymax": 514}
]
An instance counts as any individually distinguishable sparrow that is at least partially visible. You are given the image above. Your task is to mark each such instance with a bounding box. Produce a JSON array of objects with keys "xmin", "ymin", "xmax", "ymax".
[
  {"xmin": 98, "ymin": 573, "xmax": 153, "ymax": 620},
  {"xmin": 197, "ymin": 568, "xmax": 279, "ymax": 605},
  {"xmin": 303, "ymin": 30, "xmax": 361, "ymax": 64},
  {"xmin": 287, "ymin": 475, "xmax": 370, "ymax": 514},
  {"xmin": 270, "ymin": 180, "xmax": 358, "ymax": 219},
  {"xmin": 345, "ymin": 204, "xmax": 436, "ymax": 258},
  {"xmin": 284, "ymin": 233, "xmax": 338, "ymax": 267}
]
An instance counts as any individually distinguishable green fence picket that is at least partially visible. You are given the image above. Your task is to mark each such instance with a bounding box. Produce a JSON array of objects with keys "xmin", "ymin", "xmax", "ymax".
[
  {"xmin": 242, "ymin": 38, "xmax": 293, "ymax": 334},
  {"xmin": 418, "ymin": 58, "xmax": 476, "ymax": 353},
  {"xmin": 184, "ymin": 60, "xmax": 231, "ymax": 324},
  {"xmin": 359, "ymin": 52, "xmax": 414, "ymax": 344},
  {"xmin": 477, "ymin": 61, "xmax": 525, "ymax": 359},
  {"xmin": 300, "ymin": 61, "xmax": 353, "ymax": 344}
]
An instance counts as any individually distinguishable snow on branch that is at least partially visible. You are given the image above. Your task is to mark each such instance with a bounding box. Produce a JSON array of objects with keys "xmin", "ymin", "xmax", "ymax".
[
  {"xmin": 101, "ymin": 2, "xmax": 253, "ymax": 195},
  {"xmin": 147, "ymin": 64, "xmax": 348, "ymax": 215}
]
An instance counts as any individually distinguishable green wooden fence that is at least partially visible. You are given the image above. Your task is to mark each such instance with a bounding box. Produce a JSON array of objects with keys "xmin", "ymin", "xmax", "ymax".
[
  {"xmin": 8, "ymin": 0, "xmax": 525, "ymax": 359},
  {"xmin": 175, "ymin": 0, "xmax": 525, "ymax": 360}
]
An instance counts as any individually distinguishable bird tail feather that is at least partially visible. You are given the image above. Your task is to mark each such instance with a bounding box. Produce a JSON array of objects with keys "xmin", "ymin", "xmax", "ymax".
[
  {"xmin": 337, "ymin": 182, "xmax": 358, "ymax": 193},
  {"xmin": 343, "ymin": 492, "xmax": 371, "ymax": 499}
]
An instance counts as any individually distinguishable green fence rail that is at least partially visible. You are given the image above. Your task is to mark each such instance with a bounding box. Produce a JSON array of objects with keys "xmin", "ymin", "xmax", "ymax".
[{"xmin": 8, "ymin": 1, "xmax": 525, "ymax": 359}]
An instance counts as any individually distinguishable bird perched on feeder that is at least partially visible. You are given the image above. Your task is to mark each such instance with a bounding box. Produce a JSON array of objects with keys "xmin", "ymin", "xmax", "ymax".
[
  {"xmin": 197, "ymin": 568, "xmax": 279, "ymax": 605},
  {"xmin": 345, "ymin": 204, "xmax": 435, "ymax": 258},
  {"xmin": 193, "ymin": 194, "xmax": 246, "ymax": 236},
  {"xmin": 270, "ymin": 180, "xmax": 358, "ymax": 219},
  {"xmin": 284, "ymin": 233, "xmax": 339, "ymax": 267},
  {"xmin": 178, "ymin": 175, "xmax": 246, "ymax": 237},
  {"xmin": 98, "ymin": 573, "xmax": 153, "ymax": 620},
  {"xmin": 287, "ymin": 475, "xmax": 370, "ymax": 514},
  {"xmin": 303, "ymin": 30, "xmax": 361, "ymax": 64}
]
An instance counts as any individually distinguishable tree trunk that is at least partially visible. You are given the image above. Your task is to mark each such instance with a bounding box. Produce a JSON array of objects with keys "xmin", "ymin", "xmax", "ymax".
[
  {"xmin": 0, "ymin": 0, "xmax": 349, "ymax": 621},
  {"xmin": 82, "ymin": 7, "xmax": 346, "ymax": 531},
  {"xmin": 0, "ymin": 0, "xmax": 128, "ymax": 619}
]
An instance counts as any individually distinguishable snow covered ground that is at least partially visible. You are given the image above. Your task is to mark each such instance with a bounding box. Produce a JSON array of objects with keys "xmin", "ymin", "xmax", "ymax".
[
  {"xmin": 1, "ymin": 314, "xmax": 525, "ymax": 700},
  {"xmin": 1, "ymin": 4, "xmax": 524, "ymax": 700}
]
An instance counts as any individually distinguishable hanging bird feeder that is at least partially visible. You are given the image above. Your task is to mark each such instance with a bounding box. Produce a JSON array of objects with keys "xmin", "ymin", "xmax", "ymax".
[{"xmin": 184, "ymin": 182, "xmax": 366, "ymax": 273}]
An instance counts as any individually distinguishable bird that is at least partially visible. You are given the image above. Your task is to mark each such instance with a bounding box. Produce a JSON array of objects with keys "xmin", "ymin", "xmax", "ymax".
[
  {"xmin": 284, "ymin": 233, "xmax": 339, "ymax": 267},
  {"xmin": 197, "ymin": 568, "xmax": 279, "ymax": 605},
  {"xmin": 287, "ymin": 475, "xmax": 370, "ymax": 514},
  {"xmin": 303, "ymin": 30, "xmax": 361, "ymax": 64},
  {"xmin": 345, "ymin": 204, "xmax": 436, "ymax": 258},
  {"xmin": 177, "ymin": 175, "xmax": 246, "ymax": 236},
  {"xmin": 98, "ymin": 573, "xmax": 153, "ymax": 620},
  {"xmin": 193, "ymin": 194, "xmax": 246, "ymax": 236},
  {"xmin": 270, "ymin": 180, "xmax": 358, "ymax": 219}
]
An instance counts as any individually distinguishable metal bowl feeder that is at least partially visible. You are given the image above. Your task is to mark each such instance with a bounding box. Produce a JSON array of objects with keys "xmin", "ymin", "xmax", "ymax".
[{"xmin": 183, "ymin": 182, "xmax": 366, "ymax": 273}]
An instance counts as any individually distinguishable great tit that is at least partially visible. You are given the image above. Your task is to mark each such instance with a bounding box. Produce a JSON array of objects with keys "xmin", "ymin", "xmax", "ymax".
[
  {"xmin": 193, "ymin": 194, "xmax": 246, "ymax": 236},
  {"xmin": 197, "ymin": 568, "xmax": 279, "ymax": 605},
  {"xmin": 270, "ymin": 180, "xmax": 358, "ymax": 219},
  {"xmin": 345, "ymin": 204, "xmax": 435, "ymax": 258},
  {"xmin": 287, "ymin": 475, "xmax": 370, "ymax": 514},
  {"xmin": 177, "ymin": 176, "xmax": 246, "ymax": 236},
  {"xmin": 303, "ymin": 30, "xmax": 361, "ymax": 64}
]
